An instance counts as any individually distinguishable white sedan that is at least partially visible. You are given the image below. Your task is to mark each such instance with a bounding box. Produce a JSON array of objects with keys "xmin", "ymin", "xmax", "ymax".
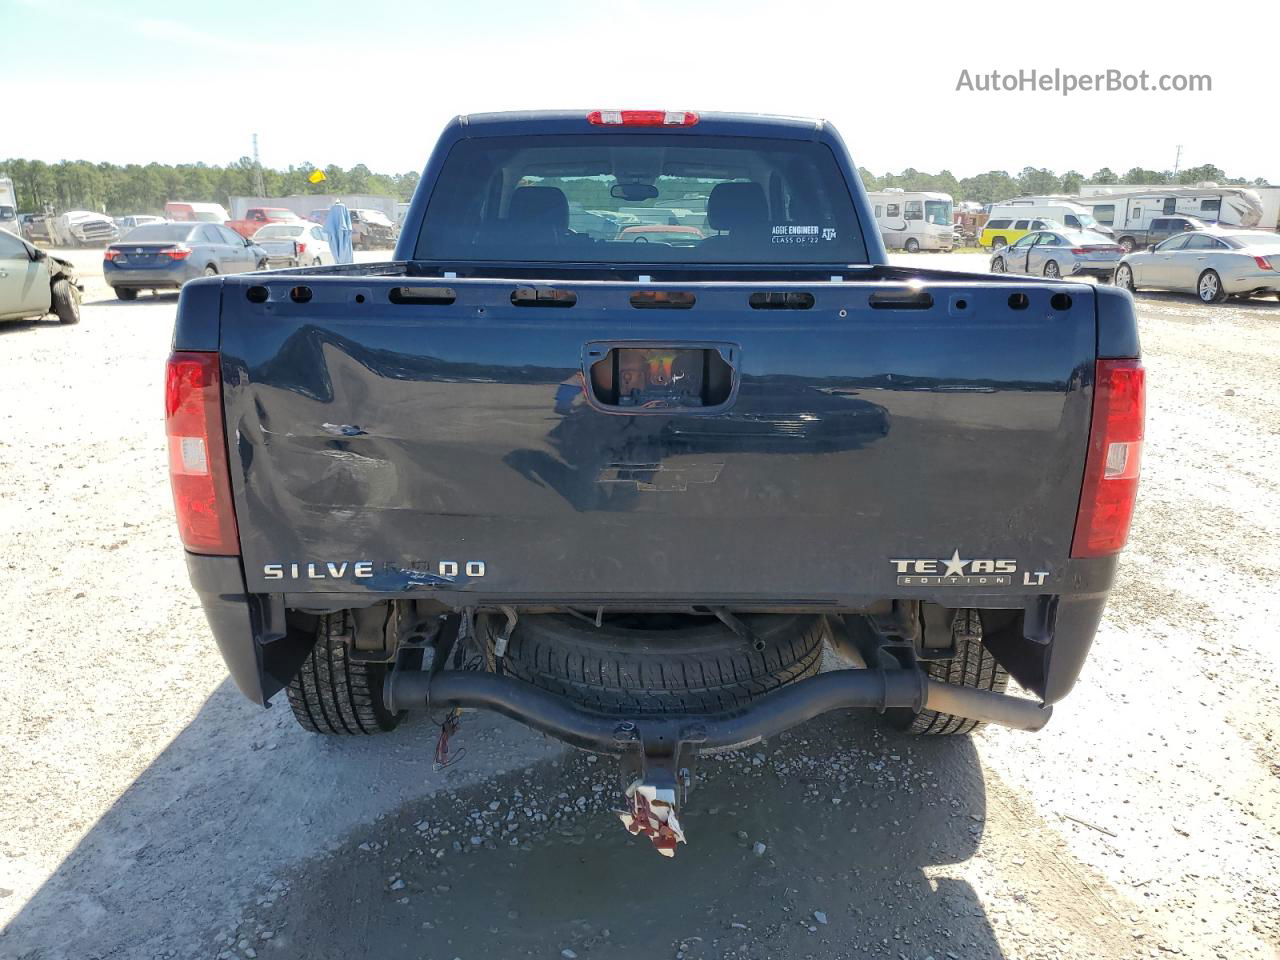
[
  {"xmin": 1115, "ymin": 230, "xmax": 1280, "ymax": 304},
  {"xmin": 251, "ymin": 222, "xmax": 335, "ymax": 266}
]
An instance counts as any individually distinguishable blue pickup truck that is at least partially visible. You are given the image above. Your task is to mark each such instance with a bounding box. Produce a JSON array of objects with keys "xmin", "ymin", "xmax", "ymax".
[{"xmin": 166, "ymin": 110, "xmax": 1143, "ymax": 855}]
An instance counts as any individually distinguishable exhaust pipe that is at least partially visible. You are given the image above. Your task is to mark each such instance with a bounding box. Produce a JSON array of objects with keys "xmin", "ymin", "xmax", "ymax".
[{"xmin": 922, "ymin": 678, "xmax": 1051, "ymax": 732}]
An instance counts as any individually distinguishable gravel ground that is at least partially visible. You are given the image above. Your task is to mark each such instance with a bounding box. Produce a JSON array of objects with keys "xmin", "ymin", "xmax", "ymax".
[{"xmin": 0, "ymin": 251, "xmax": 1277, "ymax": 960}]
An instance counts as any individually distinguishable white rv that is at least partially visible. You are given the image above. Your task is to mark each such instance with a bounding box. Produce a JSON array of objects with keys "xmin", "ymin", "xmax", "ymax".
[
  {"xmin": 1078, "ymin": 186, "xmax": 1264, "ymax": 250},
  {"xmin": 867, "ymin": 190, "xmax": 954, "ymax": 252}
]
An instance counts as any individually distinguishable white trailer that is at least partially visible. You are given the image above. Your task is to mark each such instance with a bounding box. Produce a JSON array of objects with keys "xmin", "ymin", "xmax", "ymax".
[
  {"xmin": 866, "ymin": 190, "xmax": 954, "ymax": 252},
  {"xmin": 0, "ymin": 177, "xmax": 18, "ymax": 236},
  {"xmin": 1076, "ymin": 186, "xmax": 1265, "ymax": 238}
]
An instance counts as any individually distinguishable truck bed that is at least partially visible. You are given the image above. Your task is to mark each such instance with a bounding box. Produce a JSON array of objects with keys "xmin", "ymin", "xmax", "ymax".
[{"xmin": 192, "ymin": 265, "xmax": 1130, "ymax": 608}]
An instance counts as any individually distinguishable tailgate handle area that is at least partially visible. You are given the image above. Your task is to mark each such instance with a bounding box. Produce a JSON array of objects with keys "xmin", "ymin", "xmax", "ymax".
[
  {"xmin": 869, "ymin": 288, "xmax": 934, "ymax": 310},
  {"xmin": 582, "ymin": 342, "xmax": 740, "ymax": 414}
]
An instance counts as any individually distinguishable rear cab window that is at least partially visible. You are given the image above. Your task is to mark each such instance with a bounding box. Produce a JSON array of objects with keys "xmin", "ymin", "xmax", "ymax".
[{"xmin": 413, "ymin": 134, "xmax": 867, "ymax": 264}]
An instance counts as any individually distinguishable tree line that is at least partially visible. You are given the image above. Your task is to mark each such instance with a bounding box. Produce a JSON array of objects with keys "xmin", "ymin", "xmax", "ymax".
[
  {"xmin": 1, "ymin": 156, "xmax": 1271, "ymax": 215},
  {"xmin": 0, "ymin": 157, "xmax": 421, "ymax": 215},
  {"xmin": 859, "ymin": 164, "xmax": 1270, "ymax": 204}
]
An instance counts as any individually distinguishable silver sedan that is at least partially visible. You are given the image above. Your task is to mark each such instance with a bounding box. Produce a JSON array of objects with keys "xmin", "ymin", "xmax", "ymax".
[
  {"xmin": 989, "ymin": 229, "xmax": 1124, "ymax": 280},
  {"xmin": 1115, "ymin": 230, "xmax": 1280, "ymax": 304}
]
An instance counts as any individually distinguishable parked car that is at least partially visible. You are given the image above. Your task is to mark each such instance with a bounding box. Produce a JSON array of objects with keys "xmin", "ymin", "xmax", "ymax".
[
  {"xmin": 226, "ymin": 207, "xmax": 303, "ymax": 239},
  {"xmin": 251, "ymin": 222, "xmax": 334, "ymax": 266},
  {"xmin": 51, "ymin": 210, "xmax": 118, "ymax": 247},
  {"xmin": 104, "ymin": 222, "xmax": 267, "ymax": 300},
  {"xmin": 115, "ymin": 214, "xmax": 166, "ymax": 235},
  {"xmin": 0, "ymin": 230, "xmax": 82, "ymax": 324},
  {"xmin": 169, "ymin": 109, "xmax": 1143, "ymax": 858},
  {"xmin": 1114, "ymin": 229, "xmax": 1280, "ymax": 303},
  {"xmin": 989, "ymin": 230, "xmax": 1124, "ymax": 280},
  {"xmin": 978, "ymin": 216, "xmax": 1061, "ymax": 250},
  {"xmin": 165, "ymin": 201, "xmax": 232, "ymax": 223},
  {"xmin": 349, "ymin": 207, "xmax": 396, "ymax": 248}
]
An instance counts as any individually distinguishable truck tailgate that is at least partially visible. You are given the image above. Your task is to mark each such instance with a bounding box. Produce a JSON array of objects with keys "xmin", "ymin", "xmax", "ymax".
[{"xmin": 219, "ymin": 276, "xmax": 1096, "ymax": 602}]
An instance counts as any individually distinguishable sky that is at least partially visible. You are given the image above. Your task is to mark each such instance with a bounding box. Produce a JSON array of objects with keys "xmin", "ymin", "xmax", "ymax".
[{"xmin": 6, "ymin": 0, "xmax": 1278, "ymax": 184}]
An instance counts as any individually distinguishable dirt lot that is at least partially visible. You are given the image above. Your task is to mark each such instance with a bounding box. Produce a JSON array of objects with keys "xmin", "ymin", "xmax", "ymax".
[{"xmin": 1, "ymin": 252, "xmax": 1277, "ymax": 960}]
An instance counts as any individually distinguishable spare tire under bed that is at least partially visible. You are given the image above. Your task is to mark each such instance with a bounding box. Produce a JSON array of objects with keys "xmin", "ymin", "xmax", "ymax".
[{"xmin": 478, "ymin": 612, "xmax": 826, "ymax": 715}]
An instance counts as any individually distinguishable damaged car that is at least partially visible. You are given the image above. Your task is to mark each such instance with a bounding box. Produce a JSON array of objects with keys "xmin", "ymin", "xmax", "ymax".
[{"xmin": 0, "ymin": 230, "xmax": 82, "ymax": 324}]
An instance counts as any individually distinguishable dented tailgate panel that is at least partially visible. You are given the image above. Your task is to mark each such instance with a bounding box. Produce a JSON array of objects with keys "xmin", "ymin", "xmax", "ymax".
[{"xmin": 218, "ymin": 275, "xmax": 1096, "ymax": 602}]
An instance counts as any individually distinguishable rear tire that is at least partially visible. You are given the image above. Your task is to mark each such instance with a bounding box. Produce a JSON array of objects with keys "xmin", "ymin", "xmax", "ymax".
[
  {"xmin": 891, "ymin": 609, "xmax": 1008, "ymax": 736},
  {"xmin": 990, "ymin": 237, "xmax": 1007, "ymax": 250},
  {"xmin": 905, "ymin": 238, "xmax": 921, "ymax": 253},
  {"xmin": 1043, "ymin": 260, "xmax": 1060, "ymax": 278},
  {"xmin": 486, "ymin": 612, "xmax": 825, "ymax": 716},
  {"xmin": 286, "ymin": 612, "xmax": 403, "ymax": 734},
  {"xmin": 51, "ymin": 278, "xmax": 81, "ymax": 324},
  {"xmin": 116, "ymin": 287, "xmax": 138, "ymax": 301},
  {"xmin": 1198, "ymin": 269, "xmax": 1227, "ymax": 303}
]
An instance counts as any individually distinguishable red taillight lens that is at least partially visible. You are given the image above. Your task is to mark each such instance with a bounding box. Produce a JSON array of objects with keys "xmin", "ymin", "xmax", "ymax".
[
  {"xmin": 1071, "ymin": 359, "xmax": 1145, "ymax": 558},
  {"xmin": 1254, "ymin": 255, "xmax": 1273, "ymax": 270},
  {"xmin": 296, "ymin": 242, "xmax": 307, "ymax": 254},
  {"xmin": 587, "ymin": 110, "xmax": 699, "ymax": 126},
  {"xmin": 165, "ymin": 245, "xmax": 192, "ymax": 260},
  {"xmin": 1070, "ymin": 248, "xmax": 1087, "ymax": 255},
  {"xmin": 104, "ymin": 248, "xmax": 122, "ymax": 261},
  {"xmin": 165, "ymin": 351, "xmax": 239, "ymax": 555}
]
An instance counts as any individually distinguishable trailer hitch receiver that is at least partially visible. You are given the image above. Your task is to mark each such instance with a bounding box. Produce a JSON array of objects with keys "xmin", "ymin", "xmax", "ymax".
[{"xmin": 612, "ymin": 720, "xmax": 704, "ymax": 857}]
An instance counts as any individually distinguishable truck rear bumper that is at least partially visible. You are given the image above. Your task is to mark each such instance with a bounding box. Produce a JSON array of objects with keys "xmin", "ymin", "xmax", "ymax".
[
  {"xmin": 187, "ymin": 554, "xmax": 1111, "ymax": 712},
  {"xmin": 186, "ymin": 553, "xmax": 301, "ymax": 706}
]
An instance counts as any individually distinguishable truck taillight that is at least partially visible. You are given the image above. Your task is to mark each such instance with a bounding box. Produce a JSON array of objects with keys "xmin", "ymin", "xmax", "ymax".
[
  {"xmin": 1071, "ymin": 359, "xmax": 1145, "ymax": 558},
  {"xmin": 165, "ymin": 351, "xmax": 239, "ymax": 555},
  {"xmin": 588, "ymin": 110, "xmax": 699, "ymax": 126}
]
